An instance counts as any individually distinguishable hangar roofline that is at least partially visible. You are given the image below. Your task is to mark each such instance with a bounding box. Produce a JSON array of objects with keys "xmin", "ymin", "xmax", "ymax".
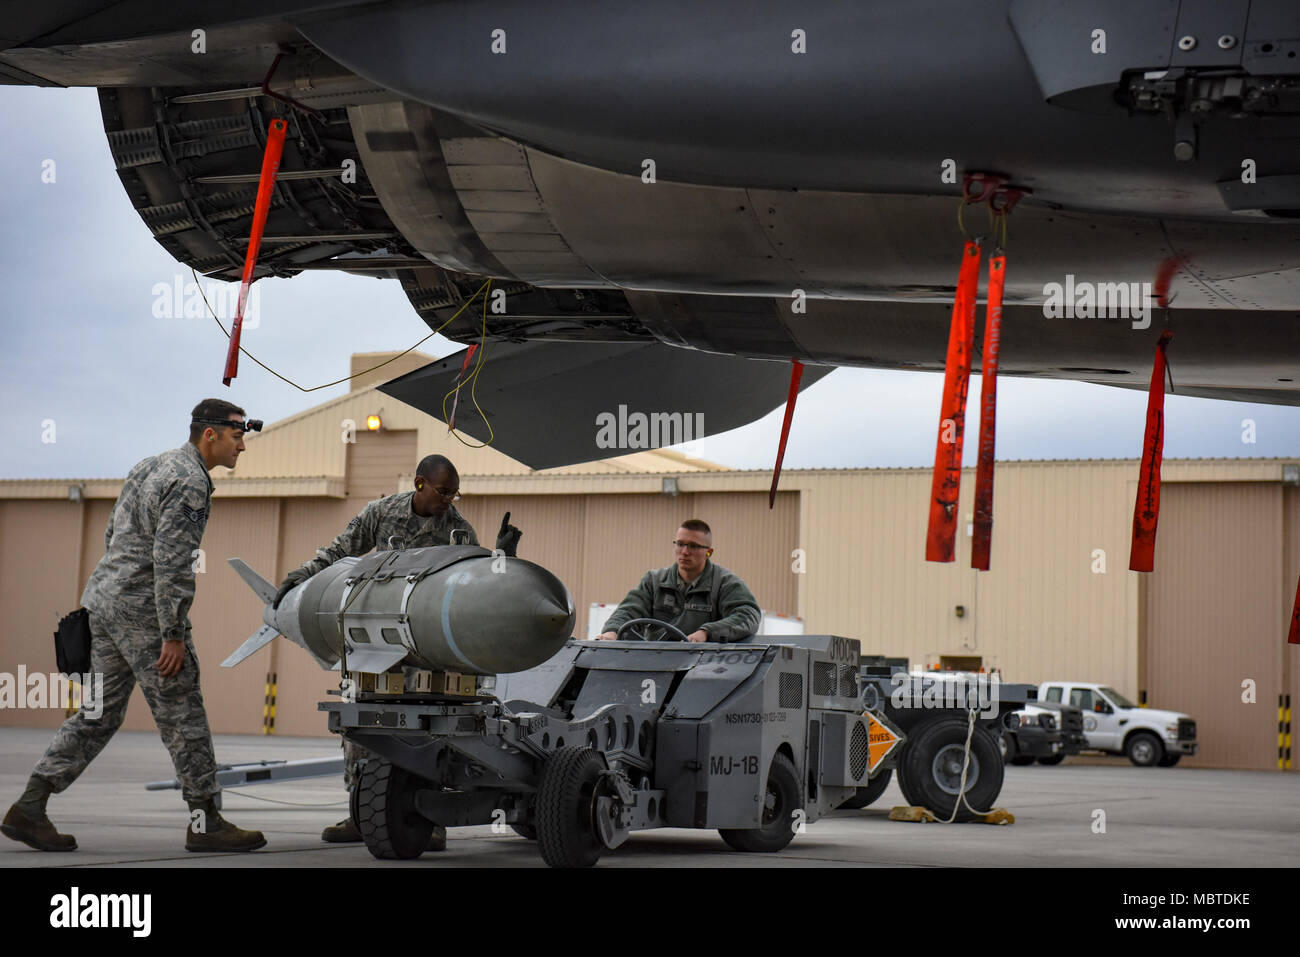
[{"xmin": 6, "ymin": 456, "xmax": 1292, "ymax": 500}]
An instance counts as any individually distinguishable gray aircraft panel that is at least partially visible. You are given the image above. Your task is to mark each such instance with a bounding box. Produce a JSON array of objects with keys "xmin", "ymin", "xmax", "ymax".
[{"xmin": 379, "ymin": 341, "xmax": 833, "ymax": 469}]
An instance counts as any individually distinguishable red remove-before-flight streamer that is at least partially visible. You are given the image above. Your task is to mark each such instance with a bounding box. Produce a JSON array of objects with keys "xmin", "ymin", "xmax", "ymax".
[
  {"xmin": 971, "ymin": 254, "xmax": 1005, "ymax": 571},
  {"xmin": 1129, "ymin": 331, "xmax": 1174, "ymax": 572},
  {"xmin": 222, "ymin": 118, "xmax": 287, "ymax": 386},
  {"xmin": 926, "ymin": 240, "xmax": 982, "ymax": 563}
]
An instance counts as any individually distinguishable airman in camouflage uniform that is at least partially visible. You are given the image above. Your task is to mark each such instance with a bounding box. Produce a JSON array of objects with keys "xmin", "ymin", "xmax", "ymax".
[
  {"xmin": 1, "ymin": 400, "xmax": 266, "ymax": 853},
  {"xmin": 598, "ymin": 519, "xmax": 761, "ymax": 643},
  {"xmin": 286, "ymin": 489, "xmax": 479, "ymax": 583},
  {"xmin": 274, "ymin": 453, "xmax": 522, "ymax": 848}
]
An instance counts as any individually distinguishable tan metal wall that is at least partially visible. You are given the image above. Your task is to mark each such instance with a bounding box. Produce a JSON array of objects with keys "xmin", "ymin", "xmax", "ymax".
[
  {"xmin": 795, "ymin": 462, "xmax": 1139, "ymax": 688},
  {"xmin": 348, "ymin": 351, "xmax": 438, "ymax": 394},
  {"xmin": 454, "ymin": 491, "xmax": 800, "ymax": 635},
  {"xmin": 1143, "ymin": 483, "xmax": 1287, "ymax": 770},
  {"xmin": 0, "ymin": 500, "xmax": 89, "ymax": 728},
  {"xmin": 1285, "ymin": 486, "xmax": 1299, "ymax": 771},
  {"xmin": 346, "ymin": 429, "xmax": 418, "ymax": 502},
  {"xmin": 3, "ymin": 453, "xmax": 1297, "ymax": 773}
]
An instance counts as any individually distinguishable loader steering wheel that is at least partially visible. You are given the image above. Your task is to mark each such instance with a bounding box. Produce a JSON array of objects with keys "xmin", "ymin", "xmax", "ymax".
[{"xmin": 616, "ymin": 618, "xmax": 690, "ymax": 642}]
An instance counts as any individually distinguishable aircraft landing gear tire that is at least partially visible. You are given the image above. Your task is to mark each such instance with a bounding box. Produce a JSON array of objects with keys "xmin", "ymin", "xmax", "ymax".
[
  {"xmin": 536, "ymin": 746, "xmax": 606, "ymax": 868},
  {"xmin": 837, "ymin": 768, "xmax": 892, "ymax": 810},
  {"xmin": 897, "ymin": 717, "xmax": 1004, "ymax": 821},
  {"xmin": 355, "ymin": 758, "xmax": 434, "ymax": 860},
  {"xmin": 719, "ymin": 752, "xmax": 800, "ymax": 852}
]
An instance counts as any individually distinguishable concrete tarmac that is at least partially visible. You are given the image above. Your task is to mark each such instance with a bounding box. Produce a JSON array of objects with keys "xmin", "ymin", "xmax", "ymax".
[{"xmin": 1, "ymin": 728, "xmax": 1295, "ymax": 868}]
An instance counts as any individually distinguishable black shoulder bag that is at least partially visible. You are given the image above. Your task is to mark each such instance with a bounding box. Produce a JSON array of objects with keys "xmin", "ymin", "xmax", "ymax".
[{"xmin": 54, "ymin": 608, "xmax": 92, "ymax": 675}]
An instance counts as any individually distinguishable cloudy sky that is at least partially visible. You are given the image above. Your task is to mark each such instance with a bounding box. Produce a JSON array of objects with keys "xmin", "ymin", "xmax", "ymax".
[{"xmin": 2, "ymin": 86, "xmax": 1296, "ymax": 480}]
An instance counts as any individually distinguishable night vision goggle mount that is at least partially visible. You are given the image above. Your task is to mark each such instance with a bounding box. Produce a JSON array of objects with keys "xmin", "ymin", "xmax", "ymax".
[{"xmin": 192, "ymin": 416, "xmax": 263, "ymax": 434}]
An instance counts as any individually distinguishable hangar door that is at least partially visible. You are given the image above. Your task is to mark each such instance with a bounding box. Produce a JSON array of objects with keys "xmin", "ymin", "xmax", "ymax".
[{"xmin": 1142, "ymin": 482, "xmax": 1291, "ymax": 770}]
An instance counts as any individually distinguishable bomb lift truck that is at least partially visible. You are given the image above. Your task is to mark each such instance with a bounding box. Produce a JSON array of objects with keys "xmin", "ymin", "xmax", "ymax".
[{"xmin": 325, "ymin": 624, "xmax": 1037, "ymax": 867}]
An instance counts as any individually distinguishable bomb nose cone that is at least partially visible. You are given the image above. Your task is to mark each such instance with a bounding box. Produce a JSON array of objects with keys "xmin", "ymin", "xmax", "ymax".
[
  {"xmin": 532, "ymin": 595, "xmax": 577, "ymax": 637},
  {"xmin": 425, "ymin": 558, "xmax": 577, "ymax": 674}
]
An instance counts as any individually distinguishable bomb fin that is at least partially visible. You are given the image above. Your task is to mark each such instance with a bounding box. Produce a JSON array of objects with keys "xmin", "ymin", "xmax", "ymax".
[
  {"xmin": 222, "ymin": 623, "xmax": 279, "ymax": 668},
  {"xmin": 228, "ymin": 557, "xmax": 277, "ymax": 604}
]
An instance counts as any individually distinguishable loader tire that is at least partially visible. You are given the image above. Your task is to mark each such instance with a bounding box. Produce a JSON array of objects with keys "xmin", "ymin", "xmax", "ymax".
[
  {"xmin": 355, "ymin": 758, "xmax": 433, "ymax": 860},
  {"xmin": 536, "ymin": 746, "xmax": 606, "ymax": 868},
  {"xmin": 718, "ymin": 752, "xmax": 801, "ymax": 853}
]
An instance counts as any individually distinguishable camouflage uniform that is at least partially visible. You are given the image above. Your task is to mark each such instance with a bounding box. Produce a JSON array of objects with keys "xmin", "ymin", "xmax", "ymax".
[
  {"xmin": 291, "ymin": 491, "xmax": 478, "ymax": 580},
  {"xmin": 34, "ymin": 442, "xmax": 219, "ymax": 801},
  {"xmin": 602, "ymin": 561, "xmax": 761, "ymax": 642},
  {"xmin": 291, "ymin": 491, "xmax": 478, "ymax": 787}
]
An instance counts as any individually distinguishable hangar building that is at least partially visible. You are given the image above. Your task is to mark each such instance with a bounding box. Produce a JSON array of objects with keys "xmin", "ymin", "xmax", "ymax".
[{"xmin": 2, "ymin": 353, "xmax": 1296, "ymax": 771}]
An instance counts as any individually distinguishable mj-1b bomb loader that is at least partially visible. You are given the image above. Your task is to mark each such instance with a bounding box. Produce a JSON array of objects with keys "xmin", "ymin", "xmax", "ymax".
[{"xmin": 228, "ymin": 546, "xmax": 1028, "ymax": 866}]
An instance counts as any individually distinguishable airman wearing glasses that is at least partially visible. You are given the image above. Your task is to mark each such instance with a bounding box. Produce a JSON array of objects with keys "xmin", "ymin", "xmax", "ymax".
[
  {"xmin": 271, "ymin": 452, "xmax": 521, "ymax": 848},
  {"xmin": 596, "ymin": 519, "xmax": 760, "ymax": 644}
]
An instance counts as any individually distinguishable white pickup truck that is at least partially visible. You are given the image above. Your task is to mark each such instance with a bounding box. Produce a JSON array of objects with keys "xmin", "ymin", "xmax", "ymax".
[{"xmin": 1037, "ymin": 682, "xmax": 1197, "ymax": 767}]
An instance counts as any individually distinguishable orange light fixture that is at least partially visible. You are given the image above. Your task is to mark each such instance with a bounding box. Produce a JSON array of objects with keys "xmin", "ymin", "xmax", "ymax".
[{"xmin": 366, "ymin": 415, "xmax": 382, "ymax": 431}]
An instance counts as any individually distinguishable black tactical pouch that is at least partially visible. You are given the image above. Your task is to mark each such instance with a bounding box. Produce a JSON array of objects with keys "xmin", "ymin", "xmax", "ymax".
[{"xmin": 54, "ymin": 607, "xmax": 92, "ymax": 675}]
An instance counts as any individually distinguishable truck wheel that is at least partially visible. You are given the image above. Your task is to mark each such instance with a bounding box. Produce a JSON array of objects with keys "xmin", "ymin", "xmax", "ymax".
[
  {"xmin": 838, "ymin": 768, "xmax": 892, "ymax": 809},
  {"xmin": 355, "ymin": 758, "xmax": 434, "ymax": 860},
  {"xmin": 1126, "ymin": 732, "xmax": 1163, "ymax": 767},
  {"xmin": 1001, "ymin": 733, "xmax": 1035, "ymax": 765},
  {"xmin": 719, "ymin": 752, "xmax": 801, "ymax": 852},
  {"xmin": 536, "ymin": 746, "xmax": 606, "ymax": 867},
  {"xmin": 510, "ymin": 823, "xmax": 538, "ymax": 840},
  {"xmin": 897, "ymin": 717, "xmax": 1004, "ymax": 821},
  {"xmin": 1157, "ymin": 754, "xmax": 1181, "ymax": 767},
  {"xmin": 1000, "ymin": 731, "xmax": 1017, "ymax": 763},
  {"xmin": 1037, "ymin": 754, "xmax": 1066, "ymax": 766}
]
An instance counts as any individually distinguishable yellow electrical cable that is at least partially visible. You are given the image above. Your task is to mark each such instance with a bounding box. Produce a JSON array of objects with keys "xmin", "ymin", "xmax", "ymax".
[
  {"xmin": 440, "ymin": 277, "xmax": 496, "ymax": 449},
  {"xmin": 192, "ymin": 267, "xmax": 492, "ymax": 392}
]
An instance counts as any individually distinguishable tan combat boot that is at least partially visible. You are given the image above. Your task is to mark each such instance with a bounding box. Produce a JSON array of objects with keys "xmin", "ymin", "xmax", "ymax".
[
  {"xmin": 427, "ymin": 824, "xmax": 447, "ymax": 852},
  {"xmin": 184, "ymin": 799, "xmax": 266, "ymax": 852},
  {"xmin": 1, "ymin": 804, "xmax": 77, "ymax": 852},
  {"xmin": 321, "ymin": 817, "xmax": 362, "ymax": 842}
]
